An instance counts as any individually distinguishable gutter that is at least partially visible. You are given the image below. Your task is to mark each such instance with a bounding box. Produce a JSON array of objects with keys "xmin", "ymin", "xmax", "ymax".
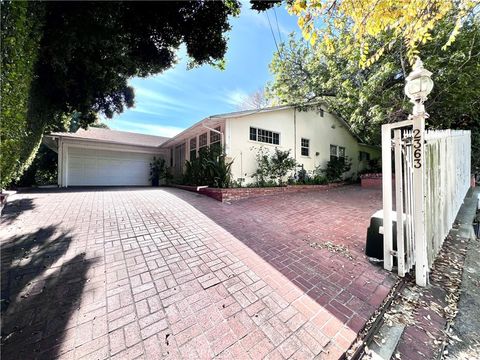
[{"xmin": 44, "ymin": 134, "xmax": 164, "ymax": 151}]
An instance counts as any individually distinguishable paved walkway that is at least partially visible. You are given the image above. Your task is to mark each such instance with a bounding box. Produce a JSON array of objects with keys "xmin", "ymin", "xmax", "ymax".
[{"xmin": 1, "ymin": 187, "xmax": 395, "ymax": 359}]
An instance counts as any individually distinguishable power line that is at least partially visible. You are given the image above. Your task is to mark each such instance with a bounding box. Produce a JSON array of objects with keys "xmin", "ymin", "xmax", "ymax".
[
  {"xmin": 265, "ymin": 10, "xmax": 280, "ymax": 55},
  {"xmin": 273, "ymin": 7, "xmax": 283, "ymax": 44}
]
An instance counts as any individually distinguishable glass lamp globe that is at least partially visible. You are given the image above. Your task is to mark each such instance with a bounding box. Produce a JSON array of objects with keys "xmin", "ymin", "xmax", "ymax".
[{"xmin": 405, "ymin": 58, "xmax": 434, "ymax": 102}]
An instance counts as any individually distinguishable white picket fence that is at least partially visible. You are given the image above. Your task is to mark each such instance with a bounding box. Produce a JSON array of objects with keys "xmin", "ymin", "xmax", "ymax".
[
  {"xmin": 382, "ymin": 122, "xmax": 471, "ymax": 286},
  {"xmin": 424, "ymin": 130, "xmax": 471, "ymax": 266}
]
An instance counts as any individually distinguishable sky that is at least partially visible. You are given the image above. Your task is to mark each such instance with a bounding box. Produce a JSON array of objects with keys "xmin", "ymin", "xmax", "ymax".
[{"xmin": 105, "ymin": 1, "xmax": 301, "ymax": 138}]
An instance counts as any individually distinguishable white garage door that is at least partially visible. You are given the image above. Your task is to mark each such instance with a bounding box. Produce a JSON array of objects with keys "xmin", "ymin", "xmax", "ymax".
[{"xmin": 67, "ymin": 147, "xmax": 153, "ymax": 186}]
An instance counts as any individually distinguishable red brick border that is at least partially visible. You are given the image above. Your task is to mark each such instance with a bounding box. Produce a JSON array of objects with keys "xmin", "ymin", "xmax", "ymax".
[{"xmin": 171, "ymin": 183, "xmax": 346, "ymax": 202}]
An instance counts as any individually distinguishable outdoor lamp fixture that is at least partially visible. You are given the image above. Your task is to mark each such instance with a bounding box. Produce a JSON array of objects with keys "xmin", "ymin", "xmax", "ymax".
[
  {"xmin": 405, "ymin": 57, "xmax": 434, "ymax": 117},
  {"xmin": 404, "ymin": 56, "xmax": 434, "ymax": 287}
]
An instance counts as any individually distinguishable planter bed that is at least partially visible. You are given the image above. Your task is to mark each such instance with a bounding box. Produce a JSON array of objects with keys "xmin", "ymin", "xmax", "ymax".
[
  {"xmin": 171, "ymin": 183, "xmax": 345, "ymax": 203},
  {"xmin": 360, "ymin": 173, "xmax": 396, "ymax": 189}
]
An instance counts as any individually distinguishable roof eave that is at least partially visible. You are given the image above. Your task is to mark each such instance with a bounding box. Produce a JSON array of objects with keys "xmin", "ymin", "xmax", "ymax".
[{"xmin": 45, "ymin": 134, "xmax": 167, "ymax": 149}]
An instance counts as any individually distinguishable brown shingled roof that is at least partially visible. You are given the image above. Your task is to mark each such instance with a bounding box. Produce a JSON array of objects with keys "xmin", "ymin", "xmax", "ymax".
[{"xmin": 49, "ymin": 127, "xmax": 170, "ymax": 147}]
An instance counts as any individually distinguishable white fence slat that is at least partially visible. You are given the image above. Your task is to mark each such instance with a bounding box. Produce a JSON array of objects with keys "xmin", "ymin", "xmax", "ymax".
[
  {"xmin": 382, "ymin": 124, "xmax": 394, "ymax": 271},
  {"xmin": 394, "ymin": 130, "xmax": 405, "ymax": 276}
]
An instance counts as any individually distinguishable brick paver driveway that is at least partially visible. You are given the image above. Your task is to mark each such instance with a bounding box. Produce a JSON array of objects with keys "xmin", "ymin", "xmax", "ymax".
[{"xmin": 1, "ymin": 186, "xmax": 395, "ymax": 359}]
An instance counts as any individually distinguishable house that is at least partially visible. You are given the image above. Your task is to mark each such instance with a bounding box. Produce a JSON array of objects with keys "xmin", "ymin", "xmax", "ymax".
[{"xmin": 45, "ymin": 104, "xmax": 380, "ymax": 187}]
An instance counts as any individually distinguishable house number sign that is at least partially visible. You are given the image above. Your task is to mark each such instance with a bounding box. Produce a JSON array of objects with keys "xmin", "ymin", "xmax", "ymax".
[{"xmin": 413, "ymin": 129, "xmax": 422, "ymax": 168}]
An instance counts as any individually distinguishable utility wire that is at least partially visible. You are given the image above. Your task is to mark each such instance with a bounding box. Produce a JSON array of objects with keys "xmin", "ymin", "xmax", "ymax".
[
  {"xmin": 265, "ymin": 10, "xmax": 280, "ymax": 55},
  {"xmin": 273, "ymin": 7, "xmax": 283, "ymax": 44}
]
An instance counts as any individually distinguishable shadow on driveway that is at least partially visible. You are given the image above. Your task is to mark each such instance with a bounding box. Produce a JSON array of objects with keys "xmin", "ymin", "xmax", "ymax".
[
  {"xmin": 1, "ymin": 225, "xmax": 93, "ymax": 359},
  {"xmin": 1, "ymin": 198, "xmax": 35, "ymax": 227},
  {"xmin": 166, "ymin": 185, "xmax": 396, "ymax": 334}
]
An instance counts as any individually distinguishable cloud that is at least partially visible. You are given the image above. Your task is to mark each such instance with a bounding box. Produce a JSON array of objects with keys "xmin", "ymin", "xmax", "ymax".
[
  {"xmin": 223, "ymin": 89, "xmax": 249, "ymax": 107},
  {"xmin": 129, "ymin": 84, "xmax": 199, "ymax": 115},
  {"xmin": 242, "ymin": 5, "xmax": 291, "ymax": 38},
  {"xmin": 109, "ymin": 119, "xmax": 184, "ymax": 138}
]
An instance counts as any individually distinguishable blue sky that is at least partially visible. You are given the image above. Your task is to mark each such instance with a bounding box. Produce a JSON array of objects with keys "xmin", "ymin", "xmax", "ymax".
[{"xmin": 105, "ymin": 2, "xmax": 300, "ymax": 137}]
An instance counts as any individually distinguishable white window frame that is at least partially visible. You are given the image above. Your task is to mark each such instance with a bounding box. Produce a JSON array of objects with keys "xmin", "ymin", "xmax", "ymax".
[
  {"xmin": 330, "ymin": 144, "xmax": 346, "ymax": 160},
  {"xmin": 301, "ymin": 138, "xmax": 310, "ymax": 157},
  {"xmin": 249, "ymin": 127, "xmax": 280, "ymax": 145},
  {"xmin": 210, "ymin": 126, "xmax": 221, "ymax": 145},
  {"xmin": 189, "ymin": 137, "xmax": 197, "ymax": 159},
  {"xmin": 199, "ymin": 132, "xmax": 208, "ymax": 149}
]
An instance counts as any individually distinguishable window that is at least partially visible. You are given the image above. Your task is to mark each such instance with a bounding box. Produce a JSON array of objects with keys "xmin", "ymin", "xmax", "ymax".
[
  {"xmin": 250, "ymin": 127, "xmax": 257, "ymax": 141},
  {"xmin": 359, "ymin": 151, "xmax": 370, "ymax": 161},
  {"xmin": 210, "ymin": 126, "xmax": 221, "ymax": 144},
  {"xmin": 301, "ymin": 138, "xmax": 310, "ymax": 156},
  {"xmin": 199, "ymin": 132, "xmax": 207, "ymax": 148},
  {"xmin": 330, "ymin": 145, "xmax": 346, "ymax": 161},
  {"xmin": 250, "ymin": 127, "xmax": 280, "ymax": 145},
  {"xmin": 190, "ymin": 137, "xmax": 197, "ymax": 160}
]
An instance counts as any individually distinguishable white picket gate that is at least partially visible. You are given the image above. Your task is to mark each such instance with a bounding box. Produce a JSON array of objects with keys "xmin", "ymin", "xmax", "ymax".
[{"xmin": 382, "ymin": 121, "xmax": 470, "ymax": 286}]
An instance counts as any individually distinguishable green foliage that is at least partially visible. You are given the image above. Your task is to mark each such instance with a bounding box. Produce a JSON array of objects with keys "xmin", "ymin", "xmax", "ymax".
[
  {"xmin": 270, "ymin": 148, "xmax": 297, "ymax": 185},
  {"xmin": 322, "ymin": 157, "xmax": 352, "ymax": 182},
  {"xmin": 184, "ymin": 146, "xmax": 233, "ymax": 188},
  {"xmin": 251, "ymin": 146, "xmax": 273, "ymax": 186},
  {"xmin": 268, "ymin": 16, "xmax": 480, "ymax": 172},
  {"xmin": 1, "ymin": 1, "xmax": 242, "ymax": 188},
  {"xmin": 251, "ymin": 147, "xmax": 296, "ymax": 186},
  {"xmin": 14, "ymin": 145, "xmax": 58, "ymax": 187},
  {"xmin": 150, "ymin": 157, "xmax": 166, "ymax": 186},
  {"xmin": 295, "ymin": 166, "xmax": 328, "ymax": 185},
  {"xmin": 0, "ymin": 1, "xmax": 43, "ymax": 188}
]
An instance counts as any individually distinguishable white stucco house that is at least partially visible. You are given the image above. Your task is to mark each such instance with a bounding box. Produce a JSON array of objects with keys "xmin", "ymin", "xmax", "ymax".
[{"xmin": 45, "ymin": 104, "xmax": 379, "ymax": 187}]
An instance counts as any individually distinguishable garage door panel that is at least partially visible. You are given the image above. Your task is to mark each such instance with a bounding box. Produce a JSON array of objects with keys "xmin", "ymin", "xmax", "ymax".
[{"xmin": 67, "ymin": 147, "xmax": 155, "ymax": 186}]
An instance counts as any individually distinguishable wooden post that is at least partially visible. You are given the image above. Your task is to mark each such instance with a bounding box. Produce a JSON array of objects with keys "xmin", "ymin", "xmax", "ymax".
[
  {"xmin": 412, "ymin": 115, "xmax": 428, "ymax": 286},
  {"xmin": 382, "ymin": 124, "xmax": 393, "ymax": 271}
]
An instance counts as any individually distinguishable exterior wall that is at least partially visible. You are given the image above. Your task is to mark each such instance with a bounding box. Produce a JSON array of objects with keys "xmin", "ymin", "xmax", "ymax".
[
  {"xmin": 58, "ymin": 139, "xmax": 168, "ymax": 187},
  {"xmin": 226, "ymin": 108, "xmax": 381, "ymax": 184},
  {"xmin": 226, "ymin": 108, "xmax": 296, "ymax": 184}
]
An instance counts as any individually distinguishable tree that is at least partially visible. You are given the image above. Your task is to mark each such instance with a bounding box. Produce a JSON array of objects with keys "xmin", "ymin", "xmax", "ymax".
[
  {"xmin": 89, "ymin": 122, "xmax": 110, "ymax": 130},
  {"xmin": 287, "ymin": 0, "xmax": 479, "ymax": 67},
  {"xmin": 1, "ymin": 2, "xmax": 43, "ymax": 188},
  {"xmin": 268, "ymin": 16, "xmax": 480, "ymax": 171},
  {"xmin": 1, "ymin": 1, "xmax": 242, "ymax": 188},
  {"xmin": 237, "ymin": 88, "xmax": 271, "ymax": 110}
]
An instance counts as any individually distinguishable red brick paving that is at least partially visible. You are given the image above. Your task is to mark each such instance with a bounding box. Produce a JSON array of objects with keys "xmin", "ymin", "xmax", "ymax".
[{"xmin": 1, "ymin": 186, "xmax": 395, "ymax": 359}]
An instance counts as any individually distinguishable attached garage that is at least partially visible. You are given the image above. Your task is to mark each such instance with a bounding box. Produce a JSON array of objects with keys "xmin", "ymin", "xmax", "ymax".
[
  {"xmin": 67, "ymin": 147, "xmax": 153, "ymax": 186},
  {"xmin": 44, "ymin": 128, "xmax": 170, "ymax": 187}
]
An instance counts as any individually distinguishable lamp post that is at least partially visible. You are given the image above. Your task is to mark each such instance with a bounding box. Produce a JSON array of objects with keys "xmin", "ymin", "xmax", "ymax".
[{"xmin": 404, "ymin": 57, "xmax": 434, "ymax": 286}]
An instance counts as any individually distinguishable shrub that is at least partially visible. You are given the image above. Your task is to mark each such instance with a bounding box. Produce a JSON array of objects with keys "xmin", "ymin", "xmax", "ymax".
[
  {"xmin": 270, "ymin": 148, "xmax": 296, "ymax": 185},
  {"xmin": 251, "ymin": 146, "xmax": 296, "ymax": 186},
  {"xmin": 251, "ymin": 146, "xmax": 271, "ymax": 187},
  {"xmin": 150, "ymin": 157, "xmax": 166, "ymax": 186},
  {"xmin": 184, "ymin": 146, "xmax": 232, "ymax": 188},
  {"xmin": 322, "ymin": 157, "xmax": 352, "ymax": 182}
]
